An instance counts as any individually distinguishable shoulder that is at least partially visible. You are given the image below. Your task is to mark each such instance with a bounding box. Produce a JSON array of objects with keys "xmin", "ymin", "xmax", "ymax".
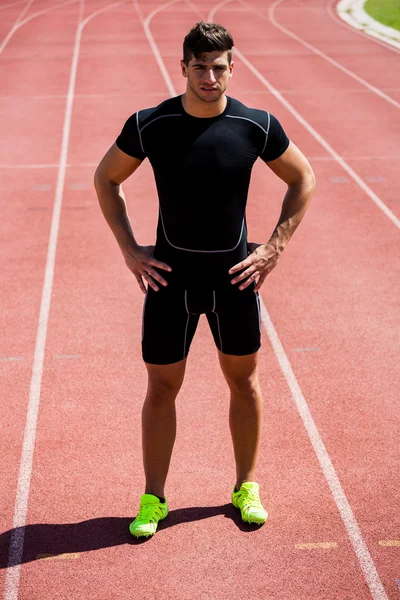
[
  {"xmin": 225, "ymin": 97, "xmax": 271, "ymax": 134},
  {"xmin": 137, "ymin": 96, "xmax": 183, "ymax": 131}
]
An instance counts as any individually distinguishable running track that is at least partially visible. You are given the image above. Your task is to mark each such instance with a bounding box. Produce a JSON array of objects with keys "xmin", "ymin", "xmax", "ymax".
[{"xmin": 0, "ymin": 0, "xmax": 399, "ymax": 598}]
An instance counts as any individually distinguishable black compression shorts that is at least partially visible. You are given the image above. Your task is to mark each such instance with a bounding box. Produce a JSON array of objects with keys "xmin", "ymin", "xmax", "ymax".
[{"xmin": 142, "ymin": 277, "xmax": 261, "ymax": 365}]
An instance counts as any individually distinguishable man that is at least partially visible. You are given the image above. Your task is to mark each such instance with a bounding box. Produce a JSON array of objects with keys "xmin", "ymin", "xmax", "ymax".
[{"xmin": 94, "ymin": 21, "xmax": 315, "ymax": 538}]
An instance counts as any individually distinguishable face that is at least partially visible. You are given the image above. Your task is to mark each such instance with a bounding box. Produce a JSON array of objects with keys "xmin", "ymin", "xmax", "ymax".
[{"xmin": 181, "ymin": 50, "xmax": 233, "ymax": 103}]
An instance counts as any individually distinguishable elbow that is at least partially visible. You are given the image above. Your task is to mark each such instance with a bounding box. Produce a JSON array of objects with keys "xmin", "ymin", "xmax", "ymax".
[
  {"xmin": 305, "ymin": 165, "xmax": 316, "ymax": 193},
  {"xmin": 93, "ymin": 166, "xmax": 103, "ymax": 192},
  {"xmin": 93, "ymin": 168, "xmax": 116, "ymax": 194}
]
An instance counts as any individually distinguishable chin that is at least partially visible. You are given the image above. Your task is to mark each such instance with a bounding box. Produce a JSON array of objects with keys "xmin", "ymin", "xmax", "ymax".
[{"xmin": 198, "ymin": 90, "xmax": 224, "ymax": 103}]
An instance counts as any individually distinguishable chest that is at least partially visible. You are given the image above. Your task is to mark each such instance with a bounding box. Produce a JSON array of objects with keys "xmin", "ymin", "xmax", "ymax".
[{"xmin": 142, "ymin": 117, "xmax": 263, "ymax": 175}]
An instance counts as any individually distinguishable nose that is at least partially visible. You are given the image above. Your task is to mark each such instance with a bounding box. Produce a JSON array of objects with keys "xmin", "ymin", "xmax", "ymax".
[{"xmin": 204, "ymin": 69, "xmax": 216, "ymax": 84}]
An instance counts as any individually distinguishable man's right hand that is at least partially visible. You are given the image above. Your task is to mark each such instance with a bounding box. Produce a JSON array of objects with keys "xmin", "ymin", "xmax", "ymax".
[{"xmin": 122, "ymin": 244, "xmax": 172, "ymax": 293}]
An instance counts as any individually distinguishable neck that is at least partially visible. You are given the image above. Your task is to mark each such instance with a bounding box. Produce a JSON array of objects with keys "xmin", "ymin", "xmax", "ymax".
[{"xmin": 181, "ymin": 89, "xmax": 227, "ymax": 118}]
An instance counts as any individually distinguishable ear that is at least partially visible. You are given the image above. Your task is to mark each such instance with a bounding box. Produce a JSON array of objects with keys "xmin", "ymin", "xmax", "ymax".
[
  {"xmin": 229, "ymin": 61, "xmax": 234, "ymax": 78},
  {"xmin": 180, "ymin": 60, "xmax": 188, "ymax": 78}
]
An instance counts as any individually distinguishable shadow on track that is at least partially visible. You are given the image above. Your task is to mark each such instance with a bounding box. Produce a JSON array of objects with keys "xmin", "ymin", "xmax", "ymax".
[{"xmin": 0, "ymin": 503, "xmax": 263, "ymax": 566}]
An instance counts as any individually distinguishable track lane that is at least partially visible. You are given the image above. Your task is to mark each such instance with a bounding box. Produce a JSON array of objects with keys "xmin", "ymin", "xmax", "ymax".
[
  {"xmin": 326, "ymin": 0, "xmax": 400, "ymax": 55},
  {"xmin": 12, "ymin": 1, "xmax": 392, "ymax": 599},
  {"xmin": 2, "ymin": 0, "xmax": 399, "ymax": 598},
  {"xmin": 269, "ymin": 0, "xmax": 400, "ymax": 92},
  {"xmin": 201, "ymin": 1, "xmax": 400, "ymax": 596},
  {"xmin": 0, "ymin": 4, "xmax": 80, "ymax": 595}
]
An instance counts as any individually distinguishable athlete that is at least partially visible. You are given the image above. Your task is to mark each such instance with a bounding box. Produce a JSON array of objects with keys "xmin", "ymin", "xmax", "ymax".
[{"xmin": 94, "ymin": 21, "xmax": 315, "ymax": 537}]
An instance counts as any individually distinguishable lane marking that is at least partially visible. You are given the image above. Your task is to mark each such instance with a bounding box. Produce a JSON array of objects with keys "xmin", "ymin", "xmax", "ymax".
[
  {"xmin": 208, "ymin": 0, "xmax": 400, "ymax": 230},
  {"xmin": 378, "ymin": 540, "xmax": 400, "ymax": 547},
  {"xmin": 292, "ymin": 348, "xmax": 321, "ymax": 353},
  {"xmin": 0, "ymin": 357, "xmax": 24, "ymax": 362},
  {"xmin": 134, "ymin": 0, "xmax": 181, "ymax": 97},
  {"xmin": 0, "ymin": 0, "xmax": 34, "ymax": 55},
  {"xmin": 53, "ymin": 354, "xmax": 83, "ymax": 359},
  {"xmin": 4, "ymin": 2, "xmax": 128, "ymax": 599},
  {"xmin": 0, "ymin": 0, "xmax": 26, "ymax": 12},
  {"xmin": 239, "ymin": 44, "xmax": 400, "ymax": 224},
  {"xmin": 1, "ymin": 157, "xmax": 399, "ymax": 170},
  {"xmin": 295, "ymin": 542, "xmax": 338, "ymax": 549},
  {"xmin": 326, "ymin": 0, "xmax": 400, "ymax": 56},
  {"xmin": 138, "ymin": 1, "xmax": 390, "ymax": 599},
  {"xmin": 0, "ymin": 0, "xmax": 79, "ymax": 57},
  {"xmin": 0, "ymin": 164, "xmax": 60, "ymax": 169},
  {"xmin": 68, "ymin": 183, "xmax": 88, "ymax": 189},
  {"xmin": 31, "ymin": 184, "xmax": 51, "ymax": 191},
  {"xmin": 2, "ymin": 87, "xmax": 400, "ymax": 100},
  {"xmin": 36, "ymin": 553, "xmax": 80, "ymax": 560},
  {"xmin": 336, "ymin": 0, "xmax": 400, "ymax": 50},
  {"xmin": 330, "ymin": 176, "xmax": 350, "ymax": 183},
  {"xmin": 262, "ymin": 0, "xmax": 400, "ymax": 110},
  {"xmin": 366, "ymin": 176, "xmax": 385, "ymax": 183},
  {"xmin": 258, "ymin": 302, "xmax": 389, "ymax": 600}
]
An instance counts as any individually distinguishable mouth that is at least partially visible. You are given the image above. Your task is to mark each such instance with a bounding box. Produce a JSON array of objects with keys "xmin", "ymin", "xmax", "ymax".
[{"xmin": 201, "ymin": 87, "xmax": 218, "ymax": 92}]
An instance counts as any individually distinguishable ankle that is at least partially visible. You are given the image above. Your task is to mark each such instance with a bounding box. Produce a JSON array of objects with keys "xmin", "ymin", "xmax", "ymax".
[{"xmin": 145, "ymin": 489, "xmax": 165, "ymax": 502}]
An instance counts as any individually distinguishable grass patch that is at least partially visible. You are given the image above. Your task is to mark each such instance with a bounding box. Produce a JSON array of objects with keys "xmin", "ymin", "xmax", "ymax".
[{"xmin": 364, "ymin": 0, "xmax": 400, "ymax": 31}]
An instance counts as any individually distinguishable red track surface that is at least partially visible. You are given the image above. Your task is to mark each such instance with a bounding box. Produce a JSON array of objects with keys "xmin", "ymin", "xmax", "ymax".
[{"xmin": 0, "ymin": 1, "xmax": 399, "ymax": 599}]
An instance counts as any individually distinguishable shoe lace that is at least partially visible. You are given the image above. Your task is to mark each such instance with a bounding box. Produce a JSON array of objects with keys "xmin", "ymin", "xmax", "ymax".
[
  {"xmin": 136, "ymin": 503, "xmax": 161, "ymax": 522},
  {"xmin": 240, "ymin": 489, "xmax": 262, "ymax": 510}
]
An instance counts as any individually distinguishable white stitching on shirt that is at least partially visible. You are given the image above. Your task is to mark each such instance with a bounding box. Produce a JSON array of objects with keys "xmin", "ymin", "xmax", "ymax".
[
  {"xmin": 136, "ymin": 111, "xmax": 145, "ymax": 154},
  {"xmin": 140, "ymin": 114, "xmax": 182, "ymax": 133},
  {"xmin": 225, "ymin": 114, "xmax": 270, "ymax": 155},
  {"xmin": 160, "ymin": 208, "xmax": 245, "ymax": 253}
]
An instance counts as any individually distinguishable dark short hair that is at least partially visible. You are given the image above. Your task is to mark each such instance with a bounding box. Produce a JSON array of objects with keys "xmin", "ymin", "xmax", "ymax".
[{"xmin": 182, "ymin": 21, "xmax": 234, "ymax": 65}]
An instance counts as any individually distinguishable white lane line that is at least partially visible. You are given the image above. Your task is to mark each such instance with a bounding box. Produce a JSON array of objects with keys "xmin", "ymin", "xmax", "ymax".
[
  {"xmin": 0, "ymin": 0, "xmax": 79, "ymax": 57},
  {"xmin": 1, "ymin": 157, "xmax": 399, "ymax": 170},
  {"xmin": 133, "ymin": 0, "xmax": 182, "ymax": 97},
  {"xmin": 326, "ymin": 0, "xmax": 400, "ymax": 56},
  {"xmin": 336, "ymin": 0, "xmax": 400, "ymax": 50},
  {"xmin": 0, "ymin": 162, "xmax": 99, "ymax": 169},
  {"xmin": 239, "ymin": 0, "xmax": 400, "ymax": 110},
  {"xmin": 0, "ymin": 0, "xmax": 26, "ymax": 12},
  {"xmin": 141, "ymin": 1, "xmax": 390, "ymax": 599},
  {"xmin": 258, "ymin": 301, "xmax": 389, "ymax": 600},
  {"xmin": 233, "ymin": 46, "xmax": 400, "ymax": 229},
  {"xmin": 0, "ymin": 0, "xmax": 34, "ymax": 54},
  {"xmin": 53, "ymin": 354, "xmax": 83, "ymax": 359},
  {"xmin": 4, "ymin": 1, "xmax": 127, "ymax": 598},
  {"xmin": 0, "ymin": 357, "xmax": 24, "ymax": 362},
  {"xmin": 208, "ymin": 0, "xmax": 400, "ymax": 229}
]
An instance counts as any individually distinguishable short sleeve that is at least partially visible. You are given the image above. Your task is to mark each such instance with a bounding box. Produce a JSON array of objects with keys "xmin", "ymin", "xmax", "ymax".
[
  {"xmin": 260, "ymin": 114, "xmax": 290, "ymax": 162},
  {"xmin": 115, "ymin": 113, "xmax": 147, "ymax": 160}
]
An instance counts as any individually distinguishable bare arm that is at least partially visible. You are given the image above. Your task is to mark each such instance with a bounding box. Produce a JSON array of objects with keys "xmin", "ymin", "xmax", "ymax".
[
  {"xmin": 94, "ymin": 144, "xmax": 171, "ymax": 293},
  {"xmin": 229, "ymin": 141, "xmax": 315, "ymax": 291}
]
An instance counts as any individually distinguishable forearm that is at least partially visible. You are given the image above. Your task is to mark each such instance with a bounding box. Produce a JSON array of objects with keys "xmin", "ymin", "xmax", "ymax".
[
  {"xmin": 267, "ymin": 176, "xmax": 314, "ymax": 253},
  {"xmin": 94, "ymin": 176, "xmax": 137, "ymax": 252}
]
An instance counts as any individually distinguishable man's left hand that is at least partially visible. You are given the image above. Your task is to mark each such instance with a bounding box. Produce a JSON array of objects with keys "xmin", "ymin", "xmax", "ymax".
[{"xmin": 229, "ymin": 242, "xmax": 280, "ymax": 292}]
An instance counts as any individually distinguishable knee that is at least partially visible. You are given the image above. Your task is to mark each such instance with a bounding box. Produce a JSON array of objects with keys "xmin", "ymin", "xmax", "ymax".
[
  {"xmin": 225, "ymin": 372, "xmax": 260, "ymax": 396},
  {"xmin": 146, "ymin": 374, "xmax": 184, "ymax": 403}
]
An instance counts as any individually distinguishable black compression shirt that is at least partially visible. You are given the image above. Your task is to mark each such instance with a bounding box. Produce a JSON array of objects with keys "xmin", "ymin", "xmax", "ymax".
[{"xmin": 116, "ymin": 95, "xmax": 290, "ymax": 282}]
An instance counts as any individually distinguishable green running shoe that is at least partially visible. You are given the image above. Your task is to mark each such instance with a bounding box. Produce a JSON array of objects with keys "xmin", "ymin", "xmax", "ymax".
[
  {"xmin": 129, "ymin": 493, "xmax": 169, "ymax": 538},
  {"xmin": 232, "ymin": 482, "xmax": 268, "ymax": 525}
]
